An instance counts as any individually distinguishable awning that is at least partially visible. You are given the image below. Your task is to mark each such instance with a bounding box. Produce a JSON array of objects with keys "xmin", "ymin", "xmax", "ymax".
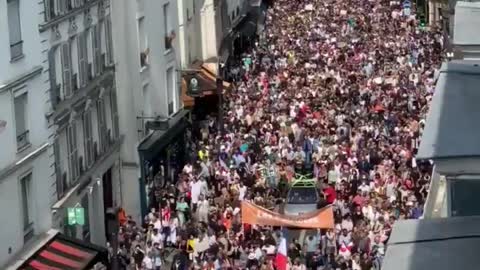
[
  {"xmin": 181, "ymin": 64, "xmax": 231, "ymax": 107},
  {"xmin": 17, "ymin": 233, "xmax": 107, "ymax": 270},
  {"xmin": 138, "ymin": 109, "xmax": 189, "ymax": 161}
]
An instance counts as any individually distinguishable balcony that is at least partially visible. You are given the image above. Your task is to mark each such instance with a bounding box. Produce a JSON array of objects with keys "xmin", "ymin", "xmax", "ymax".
[
  {"xmin": 16, "ymin": 130, "xmax": 30, "ymax": 151},
  {"xmin": 40, "ymin": 0, "xmax": 100, "ymax": 32},
  {"xmin": 49, "ymin": 67, "xmax": 115, "ymax": 120}
]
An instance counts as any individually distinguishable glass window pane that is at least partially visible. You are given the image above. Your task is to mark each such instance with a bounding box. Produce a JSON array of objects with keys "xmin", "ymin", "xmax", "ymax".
[
  {"xmin": 451, "ymin": 179, "xmax": 480, "ymax": 217},
  {"xmin": 8, "ymin": 0, "xmax": 22, "ymax": 44}
]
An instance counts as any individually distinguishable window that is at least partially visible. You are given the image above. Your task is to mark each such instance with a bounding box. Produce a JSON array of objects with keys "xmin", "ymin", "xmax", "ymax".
[
  {"xmin": 92, "ymin": 24, "xmax": 103, "ymax": 75},
  {"xmin": 97, "ymin": 98, "xmax": 108, "ymax": 153},
  {"xmin": 138, "ymin": 17, "xmax": 148, "ymax": 67},
  {"xmin": 236, "ymin": 6, "xmax": 240, "ymax": 17},
  {"xmin": 61, "ymin": 42, "xmax": 73, "ymax": 98},
  {"xmin": 8, "ymin": 0, "xmax": 23, "ymax": 60},
  {"xmin": 105, "ymin": 16, "xmax": 114, "ymax": 65},
  {"xmin": 187, "ymin": 8, "xmax": 190, "ymax": 21},
  {"xmin": 83, "ymin": 110, "xmax": 94, "ymax": 168},
  {"xmin": 163, "ymin": 3, "xmax": 172, "ymax": 50},
  {"xmin": 166, "ymin": 67, "xmax": 175, "ymax": 115},
  {"xmin": 110, "ymin": 91, "xmax": 119, "ymax": 140},
  {"xmin": 78, "ymin": 32, "xmax": 88, "ymax": 87},
  {"xmin": 20, "ymin": 173, "xmax": 34, "ymax": 242},
  {"xmin": 44, "ymin": 0, "xmax": 56, "ymax": 21},
  {"xmin": 14, "ymin": 93, "xmax": 29, "ymax": 150},
  {"xmin": 450, "ymin": 179, "xmax": 480, "ymax": 217},
  {"xmin": 53, "ymin": 138, "xmax": 67, "ymax": 199},
  {"xmin": 67, "ymin": 122, "xmax": 79, "ymax": 182},
  {"xmin": 193, "ymin": 0, "xmax": 196, "ymax": 14},
  {"xmin": 80, "ymin": 194, "xmax": 90, "ymax": 241}
]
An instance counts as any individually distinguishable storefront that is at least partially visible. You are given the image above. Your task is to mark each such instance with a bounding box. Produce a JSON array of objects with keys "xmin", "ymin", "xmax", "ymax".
[
  {"xmin": 12, "ymin": 230, "xmax": 108, "ymax": 270},
  {"xmin": 137, "ymin": 109, "xmax": 190, "ymax": 217}
]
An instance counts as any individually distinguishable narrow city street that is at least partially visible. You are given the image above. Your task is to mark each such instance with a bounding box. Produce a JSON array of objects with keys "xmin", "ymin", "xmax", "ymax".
[
  {"xmin": 123, "ymin": 0, "xmax": 443, "ymax": 269},
  {"xmin": 1, "ymin": 0, "xmax": 448, "ymax": 269}
]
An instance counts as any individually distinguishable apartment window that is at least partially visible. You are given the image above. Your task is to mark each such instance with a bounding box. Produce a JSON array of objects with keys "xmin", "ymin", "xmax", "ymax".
[
  {"xmin": 78, "ymin": 32, "xmax": 88, "ymax": 87},
  {"xmin": 83, "ymin": 110, "xmax": 94, "ymax": 168},
  {"xmin": 67, "ymin": 122, "xmax": 79, "ymax": 182},
  {"xmin": 80, "ymin": 194, "xmax": 90, "ymax": 241},
  {"xmin": 193, "ymin": 0, "xmax": 196, "ymax": 14},
  {"xmin": 163, "ymin": 3, "xmax": 172, "ymax": 50},
  {"xmin": 138, "ymin": 17, "xmax": 148, "ymax": 67},
  {"xmin": 53, "ymin": 138, "xmax": 67, "ymax": 199},
  {"xmin": 236, "ymin": 6, "xmax": 240, "ymax": 17},
  {"xmin": 105, "ymin": 16, "xmax": 114, "ymax": 65},
  {"xmin": 97, "ymin": 98, "xmax": 107, "ymax": 153},
  {"xmin": 166, "ymin": 67, "xmax": 175, "ymax": 115},
  {"xmin": 44, "ymin": 0, "xmax": 56, "ymax": 21},
  {"xmin": 110, "ymin": 91, "xmax": 119, "ymax": 140},
  {"xmin": 92, "ymin": 25, "xmax": 103, "ymax": 75},
  {"xmin": 187, "ymin": 8, "xmax": 191, "ymax": 21},
  {"xmin": 8, "ymin": 0, "xmax": 23, "ymax": 60},
  {"xmin": 20, "ymin": 173, "xmax": 34, "ymax": 242},
  {"xmin": 14, "ymin": 93, "xmax": 29, "ymax": 150},
  {"xmin": 61, "ymin": 42, "xmax": 73, "ymax": 98}
]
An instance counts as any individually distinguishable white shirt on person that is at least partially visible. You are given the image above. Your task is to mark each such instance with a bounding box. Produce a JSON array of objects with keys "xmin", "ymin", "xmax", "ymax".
[
  {"xmin": 142, "ymin": 256, "xmax": 153, "ymax": 270},
  {"xmin": 190, "ymin": 180, "xmax": 202, "ymax": 204},
  {"xmin": 239, "ymin": 185, "xmax": 247, "ymax": 201}
]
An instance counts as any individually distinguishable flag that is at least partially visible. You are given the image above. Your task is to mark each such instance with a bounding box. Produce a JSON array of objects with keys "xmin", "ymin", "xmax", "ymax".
[{"xmin": 275, "ymin": 236, "xmax": 288, "ymax": 270}]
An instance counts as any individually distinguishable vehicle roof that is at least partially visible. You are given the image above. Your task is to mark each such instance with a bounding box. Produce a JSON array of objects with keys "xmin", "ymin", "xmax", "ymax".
[{"xmin": 290, "ymin": 177, "xmax": 317, "ymax": 188}]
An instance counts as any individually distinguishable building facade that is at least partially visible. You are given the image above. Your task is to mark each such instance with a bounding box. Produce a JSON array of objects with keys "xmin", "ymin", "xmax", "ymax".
[
  {"xmin": 111, "ymin": 0, "xmax": 187, "ymax": 221},
  {"xmin": 41, "ymin": 0, "xmax": 121, "ymax": 247},
  {"xmin": 0, "ymin": 0, "xmax": 52, "ymax": 266}
]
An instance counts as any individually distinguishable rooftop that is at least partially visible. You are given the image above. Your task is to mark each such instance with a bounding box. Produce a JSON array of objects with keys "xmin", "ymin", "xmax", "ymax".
[
  {"xmin": 417, "ymin": 61, "xmax": 480, "ymax": 160},
  {"xmin": 383, "ymin": 216, "xmax": 480, "ymax": 270}
]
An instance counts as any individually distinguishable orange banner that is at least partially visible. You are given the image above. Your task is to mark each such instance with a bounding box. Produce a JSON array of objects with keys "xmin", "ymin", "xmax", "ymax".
[{"xmin": 241, "ymin": 201, "xmax": 334, "ymax": 229}]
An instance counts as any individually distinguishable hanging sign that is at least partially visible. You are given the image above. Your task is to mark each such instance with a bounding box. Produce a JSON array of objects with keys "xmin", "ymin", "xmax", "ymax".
[{"xmin": 67, "ymin": 207, "xmax": 85, "ymax": 225}]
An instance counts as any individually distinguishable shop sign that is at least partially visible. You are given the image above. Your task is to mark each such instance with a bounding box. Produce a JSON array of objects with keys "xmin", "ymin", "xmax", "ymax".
[
  {"xmin": 67, "ymin": 207, "xmax": 85, "ymax": 225},
  {"xmin": 188, "ymin": 77, "xmax": 200, "ymax": 96}
]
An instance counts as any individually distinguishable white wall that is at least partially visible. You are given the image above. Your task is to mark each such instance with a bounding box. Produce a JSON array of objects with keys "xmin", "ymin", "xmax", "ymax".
[
  {"xmin": 0, "ymin": 1, "xmax": 43, "ymax": 81},
  {"xmin": 0, "ymin": 0, "xmax": 53, "ymax": 266},
  {"xmin": 200, "ymin": 0, "xmax": 219, "ymax": 60},
  {"xmin": 111, "ymin": 0, "xmax": 183, "ymax": 223},
  {"xmin": 0, "ymin": 147, "xmax": 51, "ymax": 267}
]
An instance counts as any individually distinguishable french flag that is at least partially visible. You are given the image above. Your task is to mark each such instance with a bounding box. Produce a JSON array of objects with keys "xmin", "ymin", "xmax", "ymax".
[{"xmin": 275, "ymin": 236, "xmax": 288, "ymax": 270}]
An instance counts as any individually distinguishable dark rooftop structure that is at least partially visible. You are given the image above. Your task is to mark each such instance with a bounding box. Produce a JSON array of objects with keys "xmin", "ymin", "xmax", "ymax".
[
  {"xmin": 383, "ymin": 216, "xmax": 480, "ymax": 270},
  {"xmin": 417, "ymin": 61, "xmax": 480, "ymax": 160}
]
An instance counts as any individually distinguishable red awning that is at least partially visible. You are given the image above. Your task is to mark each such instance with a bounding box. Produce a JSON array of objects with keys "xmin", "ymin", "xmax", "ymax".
[{"xmin": 19, "ymin": 233, "xmax": 107, "ymax": 270}]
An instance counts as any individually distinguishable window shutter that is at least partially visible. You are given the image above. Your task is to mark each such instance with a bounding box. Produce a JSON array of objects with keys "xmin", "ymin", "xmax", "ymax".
[
  {"xmin": 61, "ymin": 43, "xmax": 72, "ymax": 97},
  {"xmin": 92, "ymin": 25, "xmax": 102, "ymax": 74},
  {"xmin": 91, "ymin": 26, "xmax": 97, "ymax": 75},
  {"xmin": 78, "ymin": 32, "xmax": 87, "ymax": 87},
  {"xmin": 105, "ymin": 16, "xmax": 114, "ymax": 64}
]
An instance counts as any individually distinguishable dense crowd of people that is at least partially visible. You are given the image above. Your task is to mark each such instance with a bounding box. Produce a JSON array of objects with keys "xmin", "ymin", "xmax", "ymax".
[{"xmin": 112, "ymin": 0, "xmax": 444, "ymax": 268}]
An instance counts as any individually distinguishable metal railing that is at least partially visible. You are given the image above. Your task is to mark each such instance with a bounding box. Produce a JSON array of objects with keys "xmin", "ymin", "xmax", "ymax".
[{"xmin": 16, "ymin": 130, "xmax": 30, "ymax": 150}]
